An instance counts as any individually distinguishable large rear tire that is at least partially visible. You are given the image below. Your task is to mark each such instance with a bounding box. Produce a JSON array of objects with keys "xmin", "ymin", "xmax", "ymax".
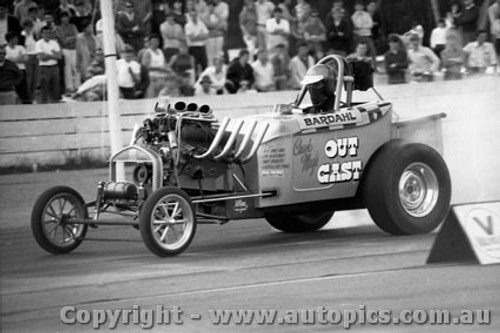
[
  {"xmin": 139, "ymin": 187, "xmax": 196, "ymax": 257},
  {"xmin": 364, "ymin": 140, "xmax": 451, "ymax": 235},
  {"xmin": 31, "ymin": 186, "xmax": 88, "ymax": 254},
  {"xmin": 265, "ymin": 211, "xmax": 334, "ymax": 233}
]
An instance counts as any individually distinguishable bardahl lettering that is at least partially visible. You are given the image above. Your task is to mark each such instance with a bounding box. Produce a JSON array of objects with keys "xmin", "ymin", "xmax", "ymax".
[{"xmin": 304, "ymin": 111, "xmax": 358, "ymax": 127}]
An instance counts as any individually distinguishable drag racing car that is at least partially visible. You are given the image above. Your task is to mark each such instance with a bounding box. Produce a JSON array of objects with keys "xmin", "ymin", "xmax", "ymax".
[{"xmin": 31, "ymin": 55, "xmax": 452, "ymax": 257}]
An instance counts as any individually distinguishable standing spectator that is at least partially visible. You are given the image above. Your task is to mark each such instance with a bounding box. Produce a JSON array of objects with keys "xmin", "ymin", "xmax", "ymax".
[
  {"xmin": 325, "ymin": 8, "xmax": 352, "ymax": 56},
  {"xmin": 0, "ymin": 44, "xmax": 22, "ymax": 105},
  {"xmin": 21, "ymin": 18, "xmax": 38, "ymax": 102},
  {"xmin": 116, "ymin": 1, "xmax": 143, "ymax": 52},
  {"xmin": 251, "ymin": 48, "xmax": 275, "ymax": 92},
  {"xmin": 454, "ymin": 0, "xmax": 479, "ymax": 46},
  {"xmin": 289, "ymin": 42, "xmax": 315, "ymax": 89},
  {"xmin": 331, "ymin": 0, "xmax": 348, "ymax": 17},
  {"xmin": 265, "ymin": 7, "xmax": 290, "ymax": 53},
  {"xmin": 76, "ymin": 21, "xmax": 97, "ymax": 83},
  {"xmin": 225, "ymin": 49, "xmax": 254, "ymax": 94},
  {"xmin": 160, "ymin": 12, "xmax": 185, "ymax": 62},
  {"xmin": 463, "ymin": 30, "xmax": 497, "ymax": 74},
  {"xmin": 116, "ymin": 44, "xmax": 141, "ymax": 99},
  {"xmin": 14, "ymin": 0, "xmax": 36, "ymax": 26},
  {"xmin": 430, "ymin": 19, "xmax": 448, "ymax": 58},
  {"xmin": 270, "ymin": 43, "xmax": 290, "ymax": 90},
  {"xmin": 303, "ymin": 10, "xmax": 326, "ymax": 54},
  {"xmin": 151, "ymin": 0, "xmax": 169, "ymax": 39},
  {"xmin": 185, "ymin": 9, "xmax": 209, "ymax": 76},
  {"xmin": 441, "ymin": 30, "xmax": 465, "ymax": 80},
  {"xmin": 179, "ymin": 71, "xmax": 195, "ymax": 96},
  {"xmin": 27, "ymin": 6, "xmax": 44, "ymax": 38},
  {"xmin": 56, "ymin": 11, "xmax": 80, "ymax": 94},
  {"xmin": 239, "ymin": 0, "xmax": 258, "ymax": 58},
  {"xmin": 36, "ymin": 25, "xmax": 62, "ymax": 103},
  {"xmin": 489, "ymin": 0, "xmax": 500, "ymax": 67},
  {"xmin": 407, "ymin": 34, "xmax": 440, "ymax": 82},
  {"xmin": 136, "ymin": 37, "xmax": 150, "ymax": 64},
  {"xmin": 294, "ymin": 0, "xmax": 310, "ymax": 47},
  {"xmin": 351, "ymin": 0, "xmax": 376, "ymax": 67},
  {"xmin": 37, "ymin": 12, "xmax": 57, "ymax": 40},
  {"xmin": 1, "ymin": 5, "xmax": 21, "ymax": 44},
  {"xmin": 203, "ymin": 0, "xmax": 228, "ymax": 66},
  {"xmin": 195, "ymin": 74, "xmax": 216, "ymax": 95},
  {"xmin": 171, "ymin": 0, "xmax": 186, "ymax": 27},
  {"xmin": 384, "ymin": 34, "xmax": 408, "ymax": 84},
  {"xmin": 5, "ymin": 31, "xmax": 30, "ymax": 103},
  {"xmin": 71, "ymin": 0, "xmax": 93, "ymax": 33},
  {"xmin": 141, "ymin": 34, "xmax": 170, "ymax": 98},
  {"xmin": 169, "ymin": 43, "xmax": 195, "ymax": 77},
  {"xmin": 446, "ymin": 2, "xmax": 462, "ymax": 28},
  {"xmin": 255, "ymin": 0, "xmax": 275, "ymax": 50},
  {"xmin": 195, "ymin": 55, "xmax": 227, "ymax": 94},
  {"xmin": 54, "ymin": 0, "xmax": 76, "ymax": 25},
  {"xmin": 366, "ymin": 1, "xmax": 383, "ymax": 54}
]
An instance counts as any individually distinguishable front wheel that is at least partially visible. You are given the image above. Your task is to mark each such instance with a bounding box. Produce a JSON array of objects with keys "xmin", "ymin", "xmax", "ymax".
[
  {"xmin": 31, "ymin": 186, "xmax": 88, "ymax": 254},
  {"xmin": 265, "ymin": 211, "xmax": 334, "ymax": 233},
  {"xmin": 139, "ymin": 187, "xmax": 196, "ymax": 257},
  {"xmin": 364, "ymin": 140, "xmax": 451, "ymax": 235}
]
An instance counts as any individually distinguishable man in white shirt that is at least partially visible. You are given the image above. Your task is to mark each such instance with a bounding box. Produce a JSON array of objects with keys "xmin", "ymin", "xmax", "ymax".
[
  {"xmin": 430, "ymin": 19, "xmax": 448, "ymax": 58},
  {"xmin": 116, "ymin": 44, "xmax": 141, "ymax": 99},
  {"xmin": 463, "ymin": 30, "xmax": 498, "ymax": 73},
  {"xmin": 251, "ymin": 48, "xmax": 275, "ymax": 92},
  {"xmin": 5, "ymin": 31, "xmax": 30, "ymax": 104},
  {"xmin": 36, "ymin": 25, "xmax": 62, "ymax": 103},
  {"xmin": 255, "ymin": 0, "xmax": 275, "ymax": 50},
  {"xmin": 265, "ymin": 7, "xmax": 290, "ymax": 53},
  {"xmin": 185, "ymin": 10, "xmax": 209, "ymax": 76}
]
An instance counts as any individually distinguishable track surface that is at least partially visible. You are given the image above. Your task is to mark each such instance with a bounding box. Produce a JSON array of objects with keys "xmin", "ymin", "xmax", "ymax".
[{"xmin": 2, "ymin": 82, "xmax": 500, "ymax": 332}]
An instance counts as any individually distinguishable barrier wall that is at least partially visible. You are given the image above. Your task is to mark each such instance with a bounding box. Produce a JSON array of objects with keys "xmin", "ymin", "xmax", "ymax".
[{"xmin": 0, "ymin": 77, "xmax": 498, "ymax": 168}]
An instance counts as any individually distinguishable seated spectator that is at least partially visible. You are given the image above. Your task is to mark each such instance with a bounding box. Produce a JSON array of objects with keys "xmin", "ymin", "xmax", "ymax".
[
  {"xmin": 116, "ymin": 44, "xmax": 141, "ymax": 99},
  {"xmin": 179, "ymin": 71, "xmax": 195, "ymax": 97},
  {"xmin": 407, "ymin": 34, "xmax": 440, "ymax": 82},
  {"xmin": 430, "ymin": 19, "xmax": 448, "ymax": 58},
  {"xmin": 141, "ymin": 34, "xmax": 170, "ymax": 98},
  {"xmin": 195, "ymin": 55, "xmax": 227, "ymax": 94},
  {"xmin": 225, "ymin": 49, "xmax": 254, "ymax": 94},
  {"xmin": 73, "ymin": 74, "xmax": 106, "ymax": 101},
  {"xmin": 5, "ymin": 31, "xmax": 30, "ymax": 103},
  {"xmin": 265, "ymin": 7, "xmax": 290, "ymax": 52},
  {"xmin": 158, "ymin": 72, "xmax": 181, "ymax": 97},
  {"xmin": 270, "ymin": 43, "xmax": 290, "ymax": 90},
  {"xmin": 169, "ymin": 43, "xmax": 195, "ymax": 78},
  {"xmin": 195, "ymin": 75, "xmax": 216, "ymax": 95},
  {"xmin": 85, "ymin": 47, "xmax": 105, "ymax": 80},
  {"xmin": 252, "ymin": 49, "xmax": 275, "ymax": 92},
  {"xmin": 347, "ymin": 41, "xmax": 374, "ymax": 69},
  {"xmin": 160, "ymin": 12, "xmax": 185, "ymax": 62},
  {"xmin": 0, "ymin": 44, "xmax": 22, "ymax": 105},
  {"xmin": 463, "ymin": 30, "xmax": 497, "ymax": 74},
  {"xmin": 289, "ymin": 42, "xmax": 315, "ymax": 89},
  {"xmin": 325, "ymin": 8, "xmax": 352, "ymax": 56},
  {"xmin": 136, "ymin": 37, "xmax": 150, "ymax": 65},
  {"xmin": 441, "ymin": 29, "xmax": 465, "ymax": 80},
  {"xmin": 384, "ymin": 34, "xmax": 408, "ymax": 84},
  {"xmin": 303, "ymin": 10, "xmax": 326, "ymax": 54}
]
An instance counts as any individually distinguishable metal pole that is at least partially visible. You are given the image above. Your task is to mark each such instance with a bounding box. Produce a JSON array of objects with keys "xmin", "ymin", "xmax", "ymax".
[{"xmin": 99, "ymin": 0, "xmax": 124, "ymax": 179}]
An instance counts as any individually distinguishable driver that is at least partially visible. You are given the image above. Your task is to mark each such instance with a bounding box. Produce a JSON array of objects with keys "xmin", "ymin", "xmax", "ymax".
[{"xmin": 300, "ymin": 64, "xmax": 337, "ymax": 114}]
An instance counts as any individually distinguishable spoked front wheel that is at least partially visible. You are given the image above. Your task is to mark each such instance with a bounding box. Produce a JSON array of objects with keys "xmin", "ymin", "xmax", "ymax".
[
  {"xmin": 31, "ymin": 186, "xmax": 88, "ymax": 254},
  {"xmin": 139, "ymin": 187, "xmax": 197, "ymax": 257}
]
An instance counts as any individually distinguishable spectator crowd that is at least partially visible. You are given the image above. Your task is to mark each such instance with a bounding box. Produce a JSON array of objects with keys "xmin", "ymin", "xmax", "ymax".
[{"xmin": 0, "ymin": 0, "xmax": 499, "ymax": 105}]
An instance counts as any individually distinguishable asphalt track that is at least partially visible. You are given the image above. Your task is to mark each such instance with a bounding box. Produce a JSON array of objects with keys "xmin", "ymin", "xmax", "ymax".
[{"xmin": 2, "ymin": 79, "xmax": 500, "ymax": 332}]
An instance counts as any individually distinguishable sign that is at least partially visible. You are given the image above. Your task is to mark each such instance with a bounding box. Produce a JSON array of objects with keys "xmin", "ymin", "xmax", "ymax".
[
  {"xmin": 427, "ymin": 201, "xmax": 500, "ymax": 265},
  {"xmin": 298, "ymin": 109, "xmax": 361, "ymax": 129},
  {"xmin": 317, "ymin": 137, "xmax": 363, "ymax": 184}
]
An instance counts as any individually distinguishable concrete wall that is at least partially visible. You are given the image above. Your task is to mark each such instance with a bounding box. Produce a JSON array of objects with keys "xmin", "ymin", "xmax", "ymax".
[{"xmin": 0, "ymin": 77, "xmax": 498, "ymax": 169}]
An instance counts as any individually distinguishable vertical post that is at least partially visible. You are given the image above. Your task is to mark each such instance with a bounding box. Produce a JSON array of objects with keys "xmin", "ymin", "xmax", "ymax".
[
  {"xmin": 429, "ymin": 0, "xmax": 441, "ymax": 26},
  {"xmin": 100, "ymin": 0, "xmax": 124, "ymax": 179}
]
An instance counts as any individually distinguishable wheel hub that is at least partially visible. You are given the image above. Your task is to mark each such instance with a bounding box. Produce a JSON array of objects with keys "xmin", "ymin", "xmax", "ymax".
[{"xmin": 398, "ymin": 162, "xmax": 439, "ymax": 218}]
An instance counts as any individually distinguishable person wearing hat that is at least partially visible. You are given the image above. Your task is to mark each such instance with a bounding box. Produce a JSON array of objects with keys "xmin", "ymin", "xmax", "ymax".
[
  {"xmin": 300, "ymin": 63, "xmax": 336, "ymax": 114},
  {"xmin": 195, "ymin": 74, "xmax": 216, "ymax": 95}
]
